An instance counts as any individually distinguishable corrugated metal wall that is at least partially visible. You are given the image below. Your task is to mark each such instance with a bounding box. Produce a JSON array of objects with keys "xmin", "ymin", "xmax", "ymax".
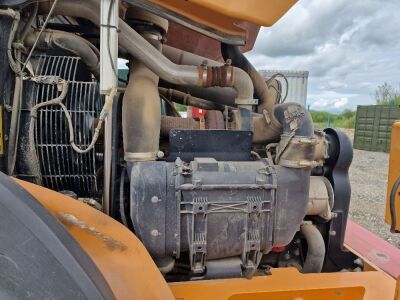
[
  {"xmin": 259, "ymin": 70, "xmax": 309, "ymax": 106},
  {"xmin": 354, "ymin": 105, "xmax": 400, "ymax": 152}
]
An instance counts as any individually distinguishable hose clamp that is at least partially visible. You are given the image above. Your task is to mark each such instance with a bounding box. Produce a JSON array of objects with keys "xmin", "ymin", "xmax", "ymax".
[{"xmin": 125, "ymin": 151, "xmax": 164, "ymax": 162}]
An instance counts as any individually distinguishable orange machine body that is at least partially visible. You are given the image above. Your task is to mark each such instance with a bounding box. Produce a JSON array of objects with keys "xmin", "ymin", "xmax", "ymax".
[
  {"xmin": 9, "ymin": 1, "xmax": 400, "ymax": 299},
  {"xmin": 386, "ymin": 121, "xmax": 400, "ymax": 232},
  {"xmin": 16, "ymin": 179, "xmax": 399, "ymax": 300},
  {"xmin": 160, "ymin": 0, "xmax": 297, "ymax": 60}
]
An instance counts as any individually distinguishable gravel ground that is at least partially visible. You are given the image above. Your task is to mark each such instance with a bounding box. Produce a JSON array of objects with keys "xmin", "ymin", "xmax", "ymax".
[{"xmin": 341, "ymin": 129, "xmax": 400, "ymax": 247}]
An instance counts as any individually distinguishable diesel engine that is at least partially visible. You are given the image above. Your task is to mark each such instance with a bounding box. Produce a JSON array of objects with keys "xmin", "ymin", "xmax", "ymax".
[{"xmin": 0, "ymin": 0, "xmax": 354, "ymax": 281}]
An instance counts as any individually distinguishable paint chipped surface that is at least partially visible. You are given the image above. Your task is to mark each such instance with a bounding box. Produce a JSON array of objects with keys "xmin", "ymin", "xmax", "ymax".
[{"xmin": 57, "ymin": 212, "xmax": 127, "ymax": 251}]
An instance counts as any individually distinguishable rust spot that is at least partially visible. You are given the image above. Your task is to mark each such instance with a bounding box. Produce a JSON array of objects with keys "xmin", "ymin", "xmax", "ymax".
[{"xmin": 57, "ymin": 212, "xmax": 127, "ymax": 251}]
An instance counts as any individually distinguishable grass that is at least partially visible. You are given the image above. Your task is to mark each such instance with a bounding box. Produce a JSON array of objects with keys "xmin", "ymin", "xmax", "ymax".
[{"xmin": 310, "ymin": 109, "xmax": 356, "ymax": 129}]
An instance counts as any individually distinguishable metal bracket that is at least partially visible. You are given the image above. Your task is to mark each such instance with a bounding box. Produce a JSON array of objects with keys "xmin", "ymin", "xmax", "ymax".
[
  {"xmin": 238, "ymin": 107, "xmax": 253, "ymax": 131},
  {"xmin": 190, "ymin": 196, "xmax": 208, "ymax": 274},
  {"xmin": 101, "ymin": 0, "xmax": 119, "ymax": 215}
]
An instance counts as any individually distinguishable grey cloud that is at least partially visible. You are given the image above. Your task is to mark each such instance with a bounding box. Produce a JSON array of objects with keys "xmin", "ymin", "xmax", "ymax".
[
  {"xmin": 253, "ymin": 0, "xmax": 376, "ymax": 57},
  {"xmin": 246, "ymin": 0, "xmax": 400, "ymax": 111}
]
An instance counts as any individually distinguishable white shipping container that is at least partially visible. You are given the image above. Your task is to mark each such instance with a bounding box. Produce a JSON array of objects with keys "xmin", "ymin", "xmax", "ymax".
[{"xmin": 258, "ymin": 70, "xmax": 309, "ymax": 106}]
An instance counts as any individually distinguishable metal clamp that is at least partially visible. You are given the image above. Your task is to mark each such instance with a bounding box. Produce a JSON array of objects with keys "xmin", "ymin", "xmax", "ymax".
[
  {"xmin": 235, "ymin": 98, "xmax": 258, "ymax": 106},
  {"xmin": 124, "ymin": 151, "xmax": 163, "ymax": 162},
  {"xmin": 190, "ymin": 197, "xmax": 208, "ymax": 274}
]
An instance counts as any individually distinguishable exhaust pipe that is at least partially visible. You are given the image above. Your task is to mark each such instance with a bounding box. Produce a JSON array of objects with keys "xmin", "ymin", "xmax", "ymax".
[
  {"xmin": 40, "ymin": 0, "xmax": 254, "ymax": 161},
  {"xmin": 40, "ymin": 0, "xmax": 254, "ymax": 103}
]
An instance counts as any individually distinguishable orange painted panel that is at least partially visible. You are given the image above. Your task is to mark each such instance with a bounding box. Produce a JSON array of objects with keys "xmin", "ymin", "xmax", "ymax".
[
  {"xmin": 15, "ymin": 179, "xmax": 174, "ymax": 300},
  {"xmin": 386, "ymin": 121, "xmax": 400, "ymax": 231}
]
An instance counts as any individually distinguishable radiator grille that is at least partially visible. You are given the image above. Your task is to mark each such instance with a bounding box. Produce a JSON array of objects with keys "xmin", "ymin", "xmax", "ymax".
[{"xmin": 33, "ymin": 55, "xmax": 102, "ymax": 198}]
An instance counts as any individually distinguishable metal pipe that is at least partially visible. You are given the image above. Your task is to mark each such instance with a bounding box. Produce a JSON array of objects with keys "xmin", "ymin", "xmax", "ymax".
[
  {"xmin": 272, "ymin": 104, "xmax": 315, "ymax": 248},
  {"xmin": 159, "ymin": 87, "xmax": 228, "ymax": 111},
  {"xmin": 25, "ymin": 30, "xmax": 100, "ymax": 79},
  {"xmin": 39, "ymin": 0, "xmax": 254, "ymax": 102},
  {"xmin": 162, "ymin": 44, "xmax": 222, "ymax": 67},
  {"xmin": 160, "ymin": 45, "xmax": 237, "ymax": 106},
  {"xmin": 122, "ymin": 9, "xmax": 165, "ymax": 162},
  {"xmin": 300, "ymin": 223, "xmax": 326, "ymax": 273},
  {"xmin": 19, "ymin": 2, "xmax": 39, "ymax": 42},
  {"xmin": 160, "ymin": 116, "xmax": 199, "ymax": 138},
  {"xmin": 221, "ymin": 44, "xmax": 275, "ymax": 113},
  {"xmin": 221, "ymin": 44, "xmax": 283, "ymax": 142},
  {"xmin": 167, "ymin": 85, "xmax": 237, "ymax": 107},
  {"xmin": 123, "ymin": 57, "xmax": 162, "ymax": 161}
]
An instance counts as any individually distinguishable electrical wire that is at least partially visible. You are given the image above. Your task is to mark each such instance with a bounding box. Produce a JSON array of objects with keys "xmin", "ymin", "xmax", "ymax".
[
  {"xmin": 30, "ymin": 80, "xmax": 116, "ymax": 155},
  {"xmin": 160, "ymin": 94, "xmax": 181, "ymax": 117},
  {"xmin": 119, "ymin": 167, "xmax": 129, "ymax": 227},
  {"xmin": 266, "ymin": 73, "xmax": 289, "ymax": 104}
]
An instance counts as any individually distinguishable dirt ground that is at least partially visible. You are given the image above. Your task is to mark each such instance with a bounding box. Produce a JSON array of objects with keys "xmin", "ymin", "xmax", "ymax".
[{"xmin": 340, "ymin": 129, "xmax": 400, "ymax": 248}]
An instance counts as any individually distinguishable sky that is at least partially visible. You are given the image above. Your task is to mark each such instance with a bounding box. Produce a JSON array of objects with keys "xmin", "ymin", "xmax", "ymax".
[{"xmin": 245, "ymin": 0, "xmax": 400, "ymax": 112}]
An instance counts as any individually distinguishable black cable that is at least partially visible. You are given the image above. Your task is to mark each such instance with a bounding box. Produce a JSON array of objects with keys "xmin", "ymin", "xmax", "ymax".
[
  {"xmin": 160, "ymin": 94, "xmax": 181, "ymax": 117},
  {"xmin": 390, "ymin": 176, "xmax": 400, "ymax": 233},
  {"xmin": 266, "ymin": 73, "xmax": 289, "ymax": 104},
  {"xmin": 119, "ymin": 167, "xmax": 129, "ymax": 227}
]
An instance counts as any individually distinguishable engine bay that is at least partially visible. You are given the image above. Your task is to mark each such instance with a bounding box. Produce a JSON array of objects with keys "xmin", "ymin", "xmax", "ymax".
[{"xmin": 0, "ymin": 0, "xmax": 357, "ymax": 281}]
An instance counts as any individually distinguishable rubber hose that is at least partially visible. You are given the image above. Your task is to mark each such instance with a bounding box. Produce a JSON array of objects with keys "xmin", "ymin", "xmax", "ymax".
[{"xmin": 300, "ymin": 223, "xmax": 326, "ymax": 273}]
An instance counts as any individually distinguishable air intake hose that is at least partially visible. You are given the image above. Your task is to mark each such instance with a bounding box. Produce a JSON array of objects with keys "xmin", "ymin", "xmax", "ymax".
[{"xmin": 272, "ymin": 103, "xmax": 317, "ymax": 248}]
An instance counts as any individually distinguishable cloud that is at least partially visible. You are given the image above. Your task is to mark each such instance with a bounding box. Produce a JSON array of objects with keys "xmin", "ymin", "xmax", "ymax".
[
  {"xmin": 246, "ymin": 0, "xmax": 400, "ymax": 111},
  {"xmin": 323, "ymin": 80, "xmax": 348, "ymax": 90},
  {"xmin": 311, "ymin": 97, "xmax": 348, "ymax": 109}
]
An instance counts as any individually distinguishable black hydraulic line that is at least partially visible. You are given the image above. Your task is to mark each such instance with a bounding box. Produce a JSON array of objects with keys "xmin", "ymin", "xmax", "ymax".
[{"xmin": 119, "ymin": 167, "xmax": 128, "ymax": 227}]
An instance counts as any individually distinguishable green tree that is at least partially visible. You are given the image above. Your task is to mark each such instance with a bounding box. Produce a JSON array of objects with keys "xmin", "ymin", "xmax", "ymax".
[
  {"xmin": 341, "ymin": 109, "xmax": 354, "ymax": 119},
  {"xmin": 375, "ymin": 82, "xmax": 400, "ymax": 105}
]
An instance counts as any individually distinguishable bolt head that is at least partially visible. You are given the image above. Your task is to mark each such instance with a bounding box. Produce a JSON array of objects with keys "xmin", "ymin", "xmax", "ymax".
[
  {"xmin": 151, "ymin": 196, "xmax": 161, "ymax": 203},
  {"xmin": 151, "ymin": 229, "xmax": 160, "ymax": 237}
]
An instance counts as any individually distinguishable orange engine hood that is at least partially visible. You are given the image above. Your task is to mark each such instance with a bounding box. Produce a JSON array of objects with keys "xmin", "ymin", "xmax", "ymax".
[{"xmin": 130, "ymin": 0, "xmax": 297, "ymax": 60}]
